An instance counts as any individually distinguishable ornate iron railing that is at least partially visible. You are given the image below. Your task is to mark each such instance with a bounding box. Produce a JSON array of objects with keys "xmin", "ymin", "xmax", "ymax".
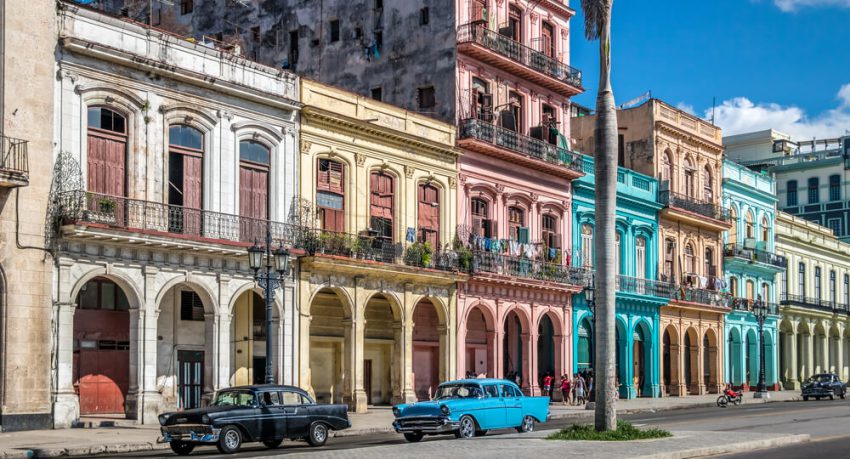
[
  {"xmin": 471, "ymin": 250, "xmax": 588, "ymax": 285},
  {"xmin": 0, "ymin": 133, "xmax": 29, "ymax": 178},
  {"xmin": 780, "ymin": 293, "xmax": 850, "ymax": 315},
  {"xmin": 616, "ymin": 275, "xmax": 675, "ymax": 298},
  {"xmin": 457, "ymin": 23, "xmax": 582, "ymax": 88},
  {"xmin": 723, "ymin": 243, "xmax": 787, "ymax": 269},
  {"xmin": 730, "ymin": 298, "xmax": 780, "ymax": 315},
  {"xmin": 458, "ymin": 118, "xmax": 583, "ymax": 172},
  {"xmin": 671, "ymin": 285, "xmax": 731, "ymax": 308},
  {"xmin": 659, "ymin": 190, "xmax": 730, "ymax": 222}
]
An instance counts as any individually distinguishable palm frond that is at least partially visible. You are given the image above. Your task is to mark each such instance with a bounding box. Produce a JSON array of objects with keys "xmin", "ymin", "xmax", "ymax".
[{"xmin": 581, "ymin": 0, "xmax": 610, "ymax": 41}]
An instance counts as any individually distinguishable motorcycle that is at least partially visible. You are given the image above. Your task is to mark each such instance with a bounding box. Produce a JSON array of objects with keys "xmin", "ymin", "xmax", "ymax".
[{"xmin": 716, "ymin": 388, "xmax": 743, "ymax": 407}]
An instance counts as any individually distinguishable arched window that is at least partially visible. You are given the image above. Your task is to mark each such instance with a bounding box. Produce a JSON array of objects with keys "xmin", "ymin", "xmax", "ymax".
[
  {"xmin": 581, "ymin": 224, "xmax": 594, "ymax": 267},
  {"xmin": 745, "ymin": 211, "xmax": 754, "ymax": 239},
  {"xmin": 761, "ymin": 216, "xmax": 770, "ymax": 242},
  {"xmin": 317, "ymin": 158, "xmax": 345, "ymax": 232},
  {"xmin": 471, "ymin": 197, "xmax": 492, "ymax": 237},
  {"xmin": 746, "ymin": 280, "xmax": 755, "ymax": 302},
  {"xmin": 239, "ymin": 140, "xmax": 270, "ymax": 226},
  {"xmin": 508, "ymin": 206, "xmax": 527, "ymax": 242},
  {"xmin": 370, "ymin": 171, "xmax": 395, "ymax": 240},
  {"xmin": 660, "ymin": 151, "xmax": 672, "ymax": 184},
  {"xmin": 418, "ymin": 183, "xmax": 440, "ymax": 247},
  {"xmin": 635, "ymin": 236, "xmax": 646, "ymax": 280},
  {"xmin": 684, "ymin": 158, "xmax": 695, "ymax": 197},
  {"xmin": 663, "ymin": 238, "xmax": 676, "ymax": 281},
  {"xmin": 702, "ymin": 165, "xmax": 713, "ymax": 201},
  {"xmin": 705, "ymin": 246, "xmax": 715, "ymax": 277},
  {"xmin": 168, "ymin": 124, "xmax": 204, "ymax": 234},
  {"xmin": 684, "ymin": 243, "xmax": 696, "ymax": 275},
  {"xmin": 87, "ymin": 107, "xmax": 127, "ymax": 199},
  {"xmin": 729, "ymin": 276, "xmax": 738, "ymax": 297},
  {"xmin": 729, "ymin": 207, "xmax": 738, "ymax": 245}
]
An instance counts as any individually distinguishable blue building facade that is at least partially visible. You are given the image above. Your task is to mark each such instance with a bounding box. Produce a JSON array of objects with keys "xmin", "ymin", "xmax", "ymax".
[
  {"xmin": 571, "ymin": 156, "xmax": 670, "ymax": 398},
  {"xmin": 721, "ymin": 160, "xmax": 785, "ymax": 390}
]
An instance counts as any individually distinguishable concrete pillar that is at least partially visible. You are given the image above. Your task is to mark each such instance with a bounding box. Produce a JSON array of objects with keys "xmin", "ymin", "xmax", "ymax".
[
  {"xmin": 351, "ymin": 315, "xmax": 367, "ymax": 413},
  {"xmin": 804, "ymin": 332, "xmax": 814, "ymax": 380},
  {"xmin": 528, "ymin": 331, "xmax": 539, "ymax": 395},
  {"xmin": 216, "ymin": 313, "xmax": 233, "ymax": 391},
  {"xmin": 53, "ymin": 302, "xmax": 79, "ymax": 428},
  {"xmin": 492, "ymin": 328, "xmax": 503, "ymax": 378},
  {"xmin": 697, "ymin": 335, "xmax": 706, "ymax": 395},
  {"xmin": 136, "ymin": 308, "xmax": 161, "ymax": 424},
  {"xmin": 786, "ymin": 331, "xmax": 799, "ymax": 389},
  {"xmin": 623, "ymin": 330, "xmax": 635, "ymax": 399},
  {"xmin": 400, "ymin": 320, "xmax": 416, "ymax": 404},
  {"xmin": 125, "ymin": 308, "xmax": 141, "ymax": 420}
]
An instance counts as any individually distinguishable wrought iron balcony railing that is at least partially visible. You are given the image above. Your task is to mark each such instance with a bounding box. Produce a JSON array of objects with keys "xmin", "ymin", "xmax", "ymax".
[
  {"xmin": 471, "ymin": 250, "xmax": 588, "ymax": 286},
  {"xmin": 780, "ymin": 293, "xmax": 850, "ymax": 315},
  {"xmin": 730, "ymin": 298, "xmax": 780, "ymax": 315},
  {"xmin": 723, "ymin": 243, "xmax": 787, "ymax": 269},
  {"xmin": 458, "ymin": 118, "xmax": 583, "ymax": 172},
  {"xmin": 659, "ymin": 190, "xmax": 730, "ymax": 222},
  {"xmin": 615, "ymin": 275, "xmax": 675, "ymax": 298},
  {"xmin": 456, "ymin": 23, "xmax": 582, "ymax": 88},
  {"xmin": 671, "ymin": 285, "xmax": 731, "ymax": 308},
  {"xmin": 0, "ymin": 133, "xmax": 29, "ymax": 183}
]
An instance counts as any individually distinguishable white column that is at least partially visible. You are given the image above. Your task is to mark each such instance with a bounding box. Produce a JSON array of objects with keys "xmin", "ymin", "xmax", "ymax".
[
  {"xmin": 215, "ymin": 313, "xmax": 233, "ymax": 390},
  {"xmin": 137, "ymin": 308, "xmax": 161, "ymax": 424},
  {"xmin": 53, "ymin": 302, "xmax": 80, "ymax": 428}
]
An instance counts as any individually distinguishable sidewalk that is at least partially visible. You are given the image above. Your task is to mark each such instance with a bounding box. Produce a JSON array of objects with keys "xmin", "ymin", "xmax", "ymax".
[{"xmin": 0, "ymin": 391, "xmax": 801, "ymax": 458}]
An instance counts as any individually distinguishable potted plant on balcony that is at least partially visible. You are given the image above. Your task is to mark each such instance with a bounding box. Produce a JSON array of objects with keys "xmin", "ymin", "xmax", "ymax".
[
  {"xmin": 453, "ymin": 235, "xmax": 474, "ymax": 273},
  {"xmin": 87, "ymin": 196, "xmax": 117, "ymax": 224},
  {"xmin": 403, "ymin": 241, "xmax": 433, "ymax": 268}
]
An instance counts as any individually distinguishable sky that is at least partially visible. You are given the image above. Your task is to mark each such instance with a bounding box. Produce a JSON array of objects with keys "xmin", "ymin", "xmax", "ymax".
[{"xmin": 568, "ymin": 0, "xmax": 850, "ymax": 139}]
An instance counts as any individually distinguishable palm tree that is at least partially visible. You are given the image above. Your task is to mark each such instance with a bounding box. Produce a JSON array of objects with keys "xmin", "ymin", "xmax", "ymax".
[{"xmin": 581, "ymin": 0, "xmax": 617, "ymax": 432}]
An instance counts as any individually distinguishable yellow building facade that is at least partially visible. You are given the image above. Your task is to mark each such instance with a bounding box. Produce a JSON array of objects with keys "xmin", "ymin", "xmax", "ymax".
[{"xmin": 297, "ymin": 81, "xmax": 464, "ymax": 413}]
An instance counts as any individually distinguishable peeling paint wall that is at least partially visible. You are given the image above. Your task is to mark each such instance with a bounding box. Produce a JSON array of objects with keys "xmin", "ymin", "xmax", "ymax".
[{"xmin": 115, "ymin": 0, "xmax": 458, "ymax": 122}]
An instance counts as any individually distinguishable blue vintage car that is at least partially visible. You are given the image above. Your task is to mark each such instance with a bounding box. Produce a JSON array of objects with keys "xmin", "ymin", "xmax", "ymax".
[{"xmin": 391, "ymin": 379, "xmax": 550, "ymax": 442}]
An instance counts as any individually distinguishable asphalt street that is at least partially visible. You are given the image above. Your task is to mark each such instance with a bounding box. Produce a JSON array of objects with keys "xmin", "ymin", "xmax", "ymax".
[{"xmin": 89, "ymin": 399, "xmax": 850, "ymax": 458}]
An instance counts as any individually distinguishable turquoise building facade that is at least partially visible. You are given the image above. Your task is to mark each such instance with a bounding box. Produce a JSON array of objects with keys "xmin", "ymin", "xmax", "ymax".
[
  {"xmin": 721, "ymin": 160, "xmax": 785, "ymax": 390},
  {"xmin": 571, "ymin": 156, "xmax": 671, "ymax": 398}
]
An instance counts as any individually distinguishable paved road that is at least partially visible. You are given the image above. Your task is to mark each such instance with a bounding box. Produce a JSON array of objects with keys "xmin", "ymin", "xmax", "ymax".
[{"xmin": 92, "ymin": 400, "xmax": 848, "ymax": 458}]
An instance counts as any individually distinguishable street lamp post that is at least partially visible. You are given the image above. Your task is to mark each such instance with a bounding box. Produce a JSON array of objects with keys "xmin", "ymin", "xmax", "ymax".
[
  {"xmin": 583, "ymin": 277, "xmax": 596, "ymax": 407},
  {"xmin": 247, "ymin": 229, "xmax": 290, "ymax": 385},
  {"xmin": 753, "ymin": 295, "xmax": 769, "ymax": 399}
]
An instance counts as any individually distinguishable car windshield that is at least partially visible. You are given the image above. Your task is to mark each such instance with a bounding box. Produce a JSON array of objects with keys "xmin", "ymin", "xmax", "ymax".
[
  {"xmin": 808, "ymin": 375, "xmax": 833, "ymax": 383},
  {"xmin": 434, "ymin": 384, "xmax": 482, "ymax": 400},
  {"xmin": 212, "ymin": 390, "xmax": 255, "ymax": 407}
]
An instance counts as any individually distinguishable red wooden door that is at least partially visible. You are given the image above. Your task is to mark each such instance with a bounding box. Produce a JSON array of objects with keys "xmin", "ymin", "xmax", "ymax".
[
  {"xmin": 413, "ymin": 345, "xmax": 439, "ymax": 400},
  {"xmin": 240, "ymin": 165, "xmax": 269, "ymax": 243},
  {"xmin": 78, "ymin": 348, "xmax": 130, "ymax": 415},
  {"xmin": 183, "ymin": 154, "xmax": 203, "ymax": 235},
  {"xmin": 87, "ymin": 132, "xmax": 126, "ymax": 225},
  {"xmin": 417, "ymin": 184, "xmax": 440, "ymax": 247}
]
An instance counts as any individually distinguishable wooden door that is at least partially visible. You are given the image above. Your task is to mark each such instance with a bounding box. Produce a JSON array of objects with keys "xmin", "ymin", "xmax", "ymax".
[
  {"xmin": 240, "ymin": 165, "xmax": 269, "ymax": 243},
  {"xmin": 182, "ymin": 154, "xmax": 203, "ymax": 235},
  {"xmin": 77, "ymin": 345, "xmax": 129, "ymax": 415},
  {"xmin": 87, "ymin": 131, "xmax": 126, "ymax": 225},
  {"xmin": 364, "ymin": 359, "xmax": 373, "ymax": 405}
]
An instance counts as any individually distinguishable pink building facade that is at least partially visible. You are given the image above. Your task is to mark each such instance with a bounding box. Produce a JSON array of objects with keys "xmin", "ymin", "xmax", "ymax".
[{"xmin": 453, "ymin": 0, "xmax": 585, "ymax": 395}]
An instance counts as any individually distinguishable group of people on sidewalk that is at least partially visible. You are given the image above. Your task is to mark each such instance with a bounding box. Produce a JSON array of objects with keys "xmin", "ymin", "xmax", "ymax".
[{"xmin": 541, "ymin": 371, "xmax": 597, "ymax": 406}]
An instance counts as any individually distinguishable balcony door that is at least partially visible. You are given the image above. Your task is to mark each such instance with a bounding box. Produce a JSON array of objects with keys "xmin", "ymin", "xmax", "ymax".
[
  {"xmin": 239, "ymin": 140, "xmax": 270, "ymax": 243},
  {"xmin": 87, "ymin": 107, "xmax": 127, "ymax": 225},
  {"xmin": 168, "ymin": 125, "xmax": 203, "ymax": 235}
]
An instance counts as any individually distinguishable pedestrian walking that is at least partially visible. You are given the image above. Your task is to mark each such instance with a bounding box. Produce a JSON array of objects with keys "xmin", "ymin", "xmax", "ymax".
[
  {"xmin": 542, "ymin": 373, "xmax": 553, "ymax": 400},
  {"xmin": 575, "ymin": 373, "xmax": 586, "ymax": 405},
  {"xmin": 560, "ymin": 375, "xmax": 571, "ymax": 406}
]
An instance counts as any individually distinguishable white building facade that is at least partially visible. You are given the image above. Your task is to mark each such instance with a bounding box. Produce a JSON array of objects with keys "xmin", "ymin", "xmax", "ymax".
[{"xmin": 52, "ymin": 4, "xmax": 300, "ymax": 427}]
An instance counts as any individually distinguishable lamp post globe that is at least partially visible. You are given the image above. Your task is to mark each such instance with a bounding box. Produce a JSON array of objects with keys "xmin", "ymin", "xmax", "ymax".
[
  {"xmin": 248, "ymin": 243, "xmax": 264, "ymax": 271},
  {"xmin": 274, "ymin": 246, "xmax": 290, "ymax": 274}
]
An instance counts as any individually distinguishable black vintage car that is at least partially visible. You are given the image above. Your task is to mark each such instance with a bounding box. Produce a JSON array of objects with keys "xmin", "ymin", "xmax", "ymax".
[
  {"xmin": 158, "ymin": 385, "xmax": 350, "ymax": 455},
  {"xmin": 802, "ymin": 373, "xmax": 847, "ymax": 401}
]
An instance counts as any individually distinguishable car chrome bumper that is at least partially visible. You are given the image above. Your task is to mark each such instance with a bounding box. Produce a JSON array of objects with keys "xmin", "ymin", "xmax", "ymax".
[
  {"xmin": 159, "ymin": 426, "xmax": 221, "ymax": 444},
  {"xmin": 393, "ymin": 416, "xmax": 458, "ymax": 434}
]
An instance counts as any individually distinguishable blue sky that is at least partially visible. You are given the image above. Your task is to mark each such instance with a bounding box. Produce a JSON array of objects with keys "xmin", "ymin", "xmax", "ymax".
[{"xmin": 569, "ymin": 0, "xmax": 850, "ymax": 139}]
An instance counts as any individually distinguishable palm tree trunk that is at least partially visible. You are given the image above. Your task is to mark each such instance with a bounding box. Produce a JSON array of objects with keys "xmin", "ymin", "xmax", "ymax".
[{"xmin": 593, "ymin": 2, "xmax": 618, "ymax": 432}]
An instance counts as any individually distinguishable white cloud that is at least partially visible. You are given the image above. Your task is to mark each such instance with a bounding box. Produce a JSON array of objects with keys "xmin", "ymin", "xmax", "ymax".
[
  {"xmin": 676, "ymin": 102, "xmax": 696, "ymax": 116},
  {"xmin": 773, "ymin": 0, "xmax": 850, "ymax": 12},
  {"xmin": 709, "ymin": 84, "xmax": 850, "ymax": 139}
]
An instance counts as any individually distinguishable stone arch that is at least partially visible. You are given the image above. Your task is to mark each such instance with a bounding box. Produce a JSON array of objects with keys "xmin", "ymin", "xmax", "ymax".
[
  {"xmin": 461, "ymin": 300, "xmax": 497, "ymax": 379},
  {"xmin": 231, "ymin": 120, "xmax": 286, "ymax": 144},
  {"xmin": 305, "ymin": 284, "xmax": 355, "ymax": 319},
  {"xmin": 226, "ymin": 280, "xmax": 284, "ymax": 318},
  {"xmin": 411, "ymin": 296, "xmax": 448, "ymax": 400},
  {"xmin": 69, "ymin": 266, "xmax": 143, "ymax": 311},
  {"xmin": 77, "ymin": 85, "xmax": 146, "ymax": 114},
  {"xmin": 154, "ymin": 275, "xmax": 217, "ymax": 315},
  {"xmin": 500, "ymin": 303, "xmax": 532, "ymax": 332},
  {"xmin": 412, "ymin": 294, "xmax": 449, "ymax": 325},
  {"xmin": 361, "ymin": 290, "xmax": 404, "ymax": 323},
  {"xmin": 683, "ymin": 326, "xmax": 699, "ymax": 394},
  {"xmin": 662, "ymin": 323, "xmax": 680, "ymax": 395},
  {"xmin": 307, "ymin": 286, "xmax": 356, "ymax": 405},
  {"xmin": 703, "ymin": 327, "xmax": 720, "ymax": 393}
]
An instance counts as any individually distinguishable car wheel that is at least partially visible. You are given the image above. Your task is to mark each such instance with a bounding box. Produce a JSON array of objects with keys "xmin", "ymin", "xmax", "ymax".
[
  {"xmin": 830, "ymin": 394, "xmax": 835, "ymax": 401},
  {"xmin": 456, "ymin": 415, "xmax": 476, "ymax": 439},
  {"xmin": 516, "ymin": 415, "xmax": 535, "ymax": 433},
  {"xmin": 262, "ymin": 439, "xmax": 283, "ymax": 449},
  {"xmin": 307, "ymin": 422, "xmax": 329, "ymax": 447},
  {"xmin": 169, "ymin": 441, "xmax": 195, "ymax": 456},
  {"xmin": 404, "ymin": 432, "xmax": 424, "ymax": 443},
  {"xmin": 475, "ymin": 429, "xmax": 488, "ymax": 437},
  {"xmin": 841, "ymin": 392, "xmax": 846, "ymax": 400},
  {"xmin": 216, "ymin": 426, "xmax": 243, "ymax": 454}
]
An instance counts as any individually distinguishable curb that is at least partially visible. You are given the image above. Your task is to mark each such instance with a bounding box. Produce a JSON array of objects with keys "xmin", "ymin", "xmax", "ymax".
[
  {"xmin": 634, "ymin": 433, "xmax": 810, "ymax": 459},
  {"xmin": 3, "ymin": 442, "xmax": 171, "ymax": 459}
]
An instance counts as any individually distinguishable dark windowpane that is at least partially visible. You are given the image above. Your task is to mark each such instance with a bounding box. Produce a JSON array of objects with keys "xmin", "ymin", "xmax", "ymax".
[
  {"xmin": 418, "ymin": 86, "xmax": 436, "ymax": 110},
  {"xmin": 240, "ymin": 140, "xmax": 270, "ymax": 164},
  {"xmin": 180, "ymin": 290, "xmax": 205, "ymax": 321},
  {"xmin": 79, "ymin": 282, "xmax": 99, "ymax": 310},
  {"xmin": 101, "ymin": 282, "xmax": 117, "ymax": 310},
  {"xmin": 170, "ymin": 125, "xmax": 203, "ymax": 150}
]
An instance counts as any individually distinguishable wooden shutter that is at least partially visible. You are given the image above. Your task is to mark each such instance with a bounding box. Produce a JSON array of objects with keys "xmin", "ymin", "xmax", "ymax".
[
  {"xmin": 518, "ymin": 227, "xmax": 529, "ymax": 244},
  {"xmin": 87, "ymin": 133, "xmax": 125, "ymax": 197},
  {"xmin": 240, "ymin": 165, "xmax": 269, "ymax": 242},
  {"xmin": 417, "ymin": 184, "xmax": 440, "ymax": 247},
  {"xmin": 182, "ymin": 154, "xmax": 202, "ymax": 235},
  {"xmin": 317, "ymin": 159, "xmax": 344, "ymax": 193},
  {"xmin": 370, "ymin": 173, "xmax": 394, "ymax": 219}
]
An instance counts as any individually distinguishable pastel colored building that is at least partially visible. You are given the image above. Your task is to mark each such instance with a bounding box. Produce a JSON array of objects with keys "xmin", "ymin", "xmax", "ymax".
[
  {"xmin": 573, "ymin": 99, "xmax": 731, "ymax": 396},
  {"xmin": 297, "ymin": 80, "xmax": 464, "ymax": 413},
  {"xmin": 721, "ymin": 160, "xmax": 784, "ymax": 391},
  {"xmin": 571, "ymin": 155, "xmax": 670, "ymax": 398},
  {"xmin": 774, "ymin": 212, "xmax": 850, "ymax": 389}
]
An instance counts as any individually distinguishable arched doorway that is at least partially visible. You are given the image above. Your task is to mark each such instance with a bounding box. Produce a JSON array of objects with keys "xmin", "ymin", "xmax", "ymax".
[
  {"xmin": 764, "ymin": 330, "xmax": 776, "ymax": 389},
  {"xmin": 746, "ymin": 329, "xmax": 757, "ymax": 387},
  {"xmin": 464, "ymin": 305, "xmax": 493, "ymax": 378},
  {"xmin": 308, "ymin": 288, "xmax": 350, "ymax": 405},
  {"xmin": 537, "ymin": 314, "xmax": 556, "ymax": 386},
  {"xmin": 577, "ymin": 317, "xmax": 593, "ymax": 372},
  {"xmin": 231, "ymin": 291, "xmax": 277, "ymax": 386},
  {"xmin": 363, "ymin": 294, "xmax": 401, "ymax": 406},
  {"xmin": 633, "ymin": 322, "xmax": 652, "ymax": 397},
  {"xmin": 684, "ymin": 327, "xmax": 698, "ymax": 394},
  {"xmin": 73, "ymin": 277, "xmax": 131, "ymax": 415},
  {"xmin": 729, "ymin": 328, "xmax": 743, "ymax": 386},
  {"xmin": 615, "ymin": 321, "xmax": 626, "ymax": 398},
  {"xmin": 662, "ymin": 325, "xmax": 679, "ymax": 395},
  {"xmin": 412, "ymin": 299, "xmax": 445, "ymax": 400},
  {"xmin": 797, "ymin": 321, "xmax": 811, "ymax": 380},
  {"xmin": 156, "ymin": 284, "xmax": 213, "ymax": 410},
  {"xmin": 503, "ymin": 310, "xmax": 525, "ymax": 386},
  {"xmin": 704, "ymin": 329, "xmax": 718, "ymax": 393}
]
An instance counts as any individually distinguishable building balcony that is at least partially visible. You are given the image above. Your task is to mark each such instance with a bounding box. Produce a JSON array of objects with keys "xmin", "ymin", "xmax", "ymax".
[
  {"xmin": 723, "ymin": 243, "xmax": 787, "ymax": 270},
  {"xmin": 0, "ymin": 133, "xmax": 29, "ymax": 187},
  {"xmin": 471, "ymin": 250, "xmax": 588, "ymax": 291},
  {"xmin": 659, "ymin": 190, "xmax": 731, "ymax": 230},
  {"xmin": 615, "ymin": 275, "xmax": 675, "ymax": 299},
  {"xmin": 670, "ymin": 284, "xmax": 731, "ymax": 309},
  {"xmin": 456, "ymin": 23, "xmax": 582, "ymax": 97},
  {"xmin": 780, "ymin": 293, "xmax": 850, "ymax": 315},
  {"xmin": 457, "ymin": 118, "xmax": 584, "ymax": 179},
  {"xmin": 730, "ymin": 298, "xmax": 780, "ymax": 315}
]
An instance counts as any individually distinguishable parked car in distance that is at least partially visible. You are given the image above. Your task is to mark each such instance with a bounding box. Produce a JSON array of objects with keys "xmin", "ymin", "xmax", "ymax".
[
  {"xmin": 392, "ymin": 379, "xmax": 550, "ymax": 442},
  {"xmin": 801, "ymin": 373, "xmax": 846, "ymax": 401},
  {"xmin": 158, "ymin": 385, "xmax": 350, "ymax": 455}
]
